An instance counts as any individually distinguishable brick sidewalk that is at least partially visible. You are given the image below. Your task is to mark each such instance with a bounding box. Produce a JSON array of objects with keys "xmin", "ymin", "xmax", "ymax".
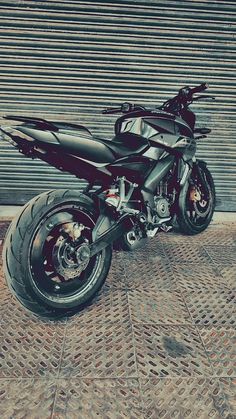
[{"xmin": 0, "ymin": 220, "xmax": 235, "ymax": 418}]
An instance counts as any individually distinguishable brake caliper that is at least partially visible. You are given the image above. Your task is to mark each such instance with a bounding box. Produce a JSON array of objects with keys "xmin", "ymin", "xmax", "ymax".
[{"xmin": 189, "ymin": 186, "xmax": 201, "ymax": 202}]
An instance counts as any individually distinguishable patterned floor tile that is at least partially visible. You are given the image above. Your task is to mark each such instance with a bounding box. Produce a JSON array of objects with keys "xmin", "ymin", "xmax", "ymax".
[
  {"xmin": 193, "ymin": 227, "xmax": 236, "ymax": 246},
  {"xmin": 155, "ymin": 230, "xmax": 183, "ymax": 244},
  {"xmin": 67, "ymin": 288, "xmax": 130, "ymax": 325},
  {"xmin": 172, "ymin": 263, "xmax": 225, "ymax": 292},
  {"xmin": 158, "ymin": 225, "xmax": 235, "ymax": 246},
  {"xmin": 0, "ymin": 378, "xmax": 56, "ymax": 419},
  {"xmin": 162, "ymin": 243, "xmax": 211, "ymax": 263},
  {"xmin": 0, "ymin": 321, "xmax": 65, "ymax": 378},
  {"xmin": 204, "ymin": 245, "xmax": 236, "ymax": 265},
  {"xmin": 140, "ymin": 378, "xmax": 230, "ymax": 419},
  {"xmin": 216, "ymin": 265, "xmax": 236, "ymax": 290},
  {"xmin": 232, "ymin": 232, "xmax": 236, "ymax": 245},
  {"xmin": 123, "ymin": 239, "xmax": 167, "ymax": 260},
  {"xmin": 219, "ymin": 378, "xmax": 236, "ymax": 417},
  {"xmin": 0, "ymin": 264, "xmax": 5, "ymax": 288},
  {"xmin": 183, "ymin": 288, "xmax": 236, "ymax": 326},
  {"xmin": 133, "ymin": 324, "xmax": 212, "ymax": 378},
  {"xmin": 0, "ymin": 244, "xmax": 2, "ymax": 265},
  {"xmin": 0, "ymin": 221, "xmax": 235, "ymax": 417},
  {"xmin": 106, "ymin": 251, "xmax": 127, "ymax": 289},
  {"xmin": 0, "ymin": 286, "xmax": 62, "ymax": 325},
  {"xmin": 54, "ymin": 378, "xmax": 143, "ymax": 419},
  {"xmin": 60, "ymin": 322, "xmax": 137, "ymax": 378},
  {"xmin": 0, "ymin": 222, "xmax": 10, "ymax": 239},
  {"xmin": 124, "ymin": 258, "xmax": 177, "ymax": 291},
  {"xmin": 198, "ymin": 326, "xmax": 236, "ymax": 377},
  {"xmin": 128, "ymin": 289, "xmax": 191, "ymax": 325}
]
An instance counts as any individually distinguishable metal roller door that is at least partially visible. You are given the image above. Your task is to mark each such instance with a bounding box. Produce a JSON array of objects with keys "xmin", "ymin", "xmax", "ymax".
[{"xmin": 0, "ymin": 0, "xmax": 235, "ymax": 210}]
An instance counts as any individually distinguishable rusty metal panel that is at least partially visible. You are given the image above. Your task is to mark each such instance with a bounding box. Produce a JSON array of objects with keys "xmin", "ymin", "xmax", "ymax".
[
  {"xmin": 0, "ymin": 379, "xmax": 57, "ymax": 418},
  {"xmin": 133, "ymin": 324, "xmax": 213, "ymax": 377},
  {"xmin": 217, "ymin": 265, "xmax": 236, "ymax": 290},
  {"xmin": 0, "ymin": 221, "xmax": 236, "ymax": 416},
  {"xmin": 0, "ymin": 320, "xmax": 65, "ymax": 378},
  {"xmin": 140, "ymin": 378, "xmax": 231, "ymax": 418},
  {"xmin": 182, "ymin": 287, "xmax": 236, "ymax": 326},
  {"xmin": 0, "ymin": 0, "xmax": 235, "ymax": 209},
  {"xmin": 60, "ymin": 322, "xmax": 137, "ymax": 378},
  {"xmin": 198, "ymin": 326, "xmax": 236, "ymax": 377},
  {"xmin": 128, "ymin": 289, "xmax": 191, "ymax": 324},
  {"xmin": 171, "ymin": 263, "xmax": 225, "ymax": 292},
  {"xmin": 54, "ymin": 378, "xmax": 143, "ymax": 418},
  {"xmin": 219, "ymin": 378, "xmax": 236, "ymax": 416},
  {"xmin": 67, "ymin": 287, "xmax": 131, "ymax": 325}
]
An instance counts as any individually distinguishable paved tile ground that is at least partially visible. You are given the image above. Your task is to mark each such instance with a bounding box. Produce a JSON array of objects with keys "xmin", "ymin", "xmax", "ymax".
[{"xmin": 0, "ymin": 220, "xmax": 235, "ymax": 418}]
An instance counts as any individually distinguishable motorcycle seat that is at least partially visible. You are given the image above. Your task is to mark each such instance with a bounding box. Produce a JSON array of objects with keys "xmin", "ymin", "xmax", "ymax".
[
  {"xmin": 96, "ymin": 132, "xmax": 149, "ymax": 159},
  {"xmin": 55, "ymin": 131, "xmax": 149, "ymax": 163},
  {"xmin": 16, "ymin": 126, "xmax": 149, "ymax": 164},
  {"xmin": 56, "ymin": 133, "xmax": 148, "ymax": 163}
]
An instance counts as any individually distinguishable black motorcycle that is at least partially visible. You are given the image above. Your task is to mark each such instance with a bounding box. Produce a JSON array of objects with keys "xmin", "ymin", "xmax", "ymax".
[{"xmin": 0, "ymin": 83, "xmax": 215, "ymax": 318}]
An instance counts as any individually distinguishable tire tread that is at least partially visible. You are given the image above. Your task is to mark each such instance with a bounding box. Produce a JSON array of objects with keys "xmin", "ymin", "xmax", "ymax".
[{"xmin": 3, "ymin": 189, "xmax": 111, "ymax": 319}]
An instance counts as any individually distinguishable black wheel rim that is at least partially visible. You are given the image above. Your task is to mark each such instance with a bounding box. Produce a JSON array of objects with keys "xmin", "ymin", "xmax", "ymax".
[{"xmin": 29, "ymin": 204, "xmax": 104, "ymax": 302}]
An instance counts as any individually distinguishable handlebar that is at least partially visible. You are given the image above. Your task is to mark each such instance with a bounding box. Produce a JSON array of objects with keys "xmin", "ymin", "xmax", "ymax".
[
  {"xmin": 190, "ymin": 83, "xmax": 208, "ymax": 94},
  {"xmin": 102, "ymin": 102, "xmax": 145, "ymax": 115},
  {"xmin": 193, "ymin": 95, "xmax": 215, "ymax": 102},
  {"xmin": 160, "ymin": 83, "xmax": 210, "ymax": 114},
  {"xmin": 102, "ymin": 84, "xmax": 210, "ymax": 116},
  {"xmin": 178, "ymin": 83, "xmax": 208, "ymax": 101},
  {"xmin": 102, "ymin": 106, "xmax": 122, "ymax": 114}
]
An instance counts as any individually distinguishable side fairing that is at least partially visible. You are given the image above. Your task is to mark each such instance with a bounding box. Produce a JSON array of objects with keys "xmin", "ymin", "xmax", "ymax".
[{"xmin": 108, "ymin": 155, "xmax": 154, "ymax": 182}]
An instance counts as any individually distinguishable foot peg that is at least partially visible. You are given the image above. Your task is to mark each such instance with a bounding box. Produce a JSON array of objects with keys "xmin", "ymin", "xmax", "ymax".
[{"xmin": 160, "ymin": 224, "xmax": 172, "ymax": 233}]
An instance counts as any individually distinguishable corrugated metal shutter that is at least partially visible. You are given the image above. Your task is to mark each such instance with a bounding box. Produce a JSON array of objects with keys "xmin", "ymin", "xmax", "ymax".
[{"xmin": 0, "ymin": 0, "xmax": 235, "ymax": 210}]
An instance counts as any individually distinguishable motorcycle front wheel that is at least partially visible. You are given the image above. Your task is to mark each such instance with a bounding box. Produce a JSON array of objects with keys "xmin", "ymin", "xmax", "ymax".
[
  {"xmin": 177, "ymin": 161, "xmax": 215, "ymax": 235},
  {"xmin": 3, "ymin": 189, "xmax": 112, "ymax": 319}
]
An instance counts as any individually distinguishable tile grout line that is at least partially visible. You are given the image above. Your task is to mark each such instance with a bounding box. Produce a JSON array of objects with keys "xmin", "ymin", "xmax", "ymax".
[
  {"xmin": 50, "ymin": 317, "xmax": 68, "ymax": 416},
  {"xmin": 126, "ymin": 262, "xmax": 146, "ymax": 415},
  {"xmin": 171, "ymin": 266, "xmax": 197, "ymax": 327},
  {"xmin": 130, "ymin": 321, "xmax": 146, "ymax": 417},
  {"xmin": 125, "ymin": 266, "xmax": 141, "ymax": 383},
  {"xmin": 194, "ymin": 324, "xmax": 216, "ymax": 378},
  {"xmin": 202, "ymin": 244, "xmax": 236, "ymax": 292}
]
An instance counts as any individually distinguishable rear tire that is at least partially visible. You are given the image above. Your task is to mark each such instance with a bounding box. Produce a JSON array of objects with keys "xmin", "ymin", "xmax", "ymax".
[
  {"xmin": 177, "ymin": 162, "xmax": 215, "ymax": 235},
  {"xmin": 3, "ymin": 190, "xmax": 112, "ymax": 319}
]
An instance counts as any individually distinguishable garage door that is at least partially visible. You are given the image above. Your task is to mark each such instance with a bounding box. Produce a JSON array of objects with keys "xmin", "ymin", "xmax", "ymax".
[{"xmin": 0, "ymin": 0, "xmax": 235, "ymax": 210}]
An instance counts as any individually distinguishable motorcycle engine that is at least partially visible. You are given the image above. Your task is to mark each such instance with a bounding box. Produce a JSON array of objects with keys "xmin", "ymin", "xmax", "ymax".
[{"xmin": 154, "ymin": 196, "xmax": 170, "ymax": 218}]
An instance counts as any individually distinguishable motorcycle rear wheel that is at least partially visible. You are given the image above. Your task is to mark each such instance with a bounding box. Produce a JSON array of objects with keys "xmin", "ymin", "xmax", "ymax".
[
  {"xmin": 3, "ymin": 189, "xmax": 112, "ymax": 319},
  {"xmin": 177, "ymin": 162, "xmax": 215, "ymax": 235}
]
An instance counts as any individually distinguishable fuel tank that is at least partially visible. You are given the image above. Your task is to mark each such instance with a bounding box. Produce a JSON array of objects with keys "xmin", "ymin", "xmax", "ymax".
[
  {"xmin": 115, "ymin": 109, "xmax": 193, "ymax": 139},
  {"xmin": 114, "ymin": 109, "xmax": 195, "ymax": 160}
]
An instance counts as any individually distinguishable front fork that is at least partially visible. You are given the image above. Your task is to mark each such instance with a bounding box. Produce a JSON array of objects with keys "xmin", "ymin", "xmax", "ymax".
[{"xmin": 178, "ymin": 158, "xmax": 210, "ymax": 201}]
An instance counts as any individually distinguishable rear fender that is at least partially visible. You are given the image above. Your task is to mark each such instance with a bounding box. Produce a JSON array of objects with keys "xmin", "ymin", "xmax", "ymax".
[
  {"xmin": 92, "ymin": 213, "xmax": 113, "ymax": 241},
  {"xmin": 0, "ymin": 125, "xmax": 36, "ymax": 147}
]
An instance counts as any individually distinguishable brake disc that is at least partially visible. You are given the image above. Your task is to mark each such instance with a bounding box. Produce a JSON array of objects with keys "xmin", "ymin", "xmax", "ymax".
[{"xmin": 52, "ymin": 238, "xmax": 90, "ymax": 280}]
